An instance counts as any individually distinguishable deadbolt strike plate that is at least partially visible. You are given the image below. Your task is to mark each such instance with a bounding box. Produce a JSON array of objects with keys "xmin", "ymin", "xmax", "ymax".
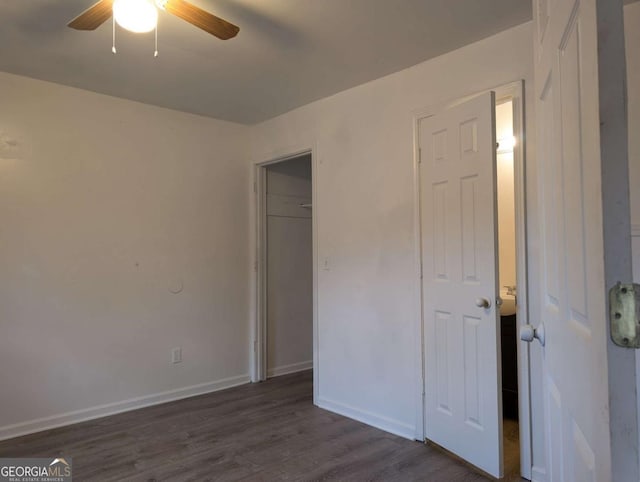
[{"xmin": 609, "ymin": 283, "xmax": 640, "ymax": 348}]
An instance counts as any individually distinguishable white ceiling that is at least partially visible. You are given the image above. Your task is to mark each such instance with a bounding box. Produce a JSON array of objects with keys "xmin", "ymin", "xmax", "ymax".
[{"xmin": 0, "ymin": 0, "xmax": 534, "ymax": 124}]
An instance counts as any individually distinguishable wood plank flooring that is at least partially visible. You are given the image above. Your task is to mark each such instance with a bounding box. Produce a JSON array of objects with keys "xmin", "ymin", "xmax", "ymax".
[{"xmin": 0, "ymin": 371, "xmax": 523, "ymax": 481}]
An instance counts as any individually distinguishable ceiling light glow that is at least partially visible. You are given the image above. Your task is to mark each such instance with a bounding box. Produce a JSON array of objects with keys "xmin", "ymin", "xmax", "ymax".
[
  {"xmin": 113, "ymin": 0, "xmax": 158, "ymax": 33},
  {"xmin": 497, "ymin": 135, "xmax": 516, "ymax": 153}
]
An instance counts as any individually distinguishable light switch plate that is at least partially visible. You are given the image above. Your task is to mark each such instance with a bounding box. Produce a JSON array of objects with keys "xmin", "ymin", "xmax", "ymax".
[{"xmin": 171, "ymin": 347, "xmax": 182, "ymax": 363}]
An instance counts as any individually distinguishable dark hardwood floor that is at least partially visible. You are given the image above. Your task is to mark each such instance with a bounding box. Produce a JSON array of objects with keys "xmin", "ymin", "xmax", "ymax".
[{"xmin": 0, "ymin": 371, "xmax": 523, "ymax": 481}]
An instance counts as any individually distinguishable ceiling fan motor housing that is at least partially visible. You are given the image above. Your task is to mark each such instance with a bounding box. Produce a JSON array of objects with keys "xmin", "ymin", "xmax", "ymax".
[{"xmin": 68, "ymin": 0, "xmax": 240, "ymax": 40}]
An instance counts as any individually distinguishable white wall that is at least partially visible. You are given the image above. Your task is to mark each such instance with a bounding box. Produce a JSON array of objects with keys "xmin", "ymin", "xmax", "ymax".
[
  {"xmin": 266, "ymin": 156, "xmax": 313, "ymax": 376},
  {"xmin": 250, "ymin": 21, "xmax": 538, "ymax": 449},
  {"xmin": 0, "ymin": 72, "xmax": 251, "ymax": 439}
]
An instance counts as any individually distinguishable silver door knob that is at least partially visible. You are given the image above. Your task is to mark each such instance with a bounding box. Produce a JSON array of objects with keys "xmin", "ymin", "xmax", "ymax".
[
  {"xmin": 520, "ymin": 323, "xmax": 545, "ymax": 347},
  {"xmin": 475, "ymin": 297, "xmax": 491, "ymax": 308}
]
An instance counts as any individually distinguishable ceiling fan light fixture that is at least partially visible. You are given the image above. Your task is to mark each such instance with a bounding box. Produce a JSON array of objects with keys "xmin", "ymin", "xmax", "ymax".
[{"xmin": 113, "ymin": 0, "xmax": 158, "ymax": 33}]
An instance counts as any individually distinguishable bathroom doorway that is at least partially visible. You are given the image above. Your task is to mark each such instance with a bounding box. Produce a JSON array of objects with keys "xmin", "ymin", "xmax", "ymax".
[
  {"xmin": 416, "ymin": 81, "xmax": 532, "ymax": 479},
  {"xmin": 495, "ymin": 97, "xmax": 520, "ymax": 479}
]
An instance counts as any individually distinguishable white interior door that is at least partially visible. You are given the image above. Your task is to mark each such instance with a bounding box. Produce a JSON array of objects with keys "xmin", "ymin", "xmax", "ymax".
[
  {"xmin": 532, "ymin": 0, "xmax": 619, "ymax": 480},
  {"xmin": 420, "ymin": 92, "xmax": 502, "ymax": 478}
]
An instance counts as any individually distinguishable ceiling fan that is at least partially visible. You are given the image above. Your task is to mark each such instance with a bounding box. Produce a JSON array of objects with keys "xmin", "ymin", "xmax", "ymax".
[{"xmin": 68, "ymin": 0, "xmax": 239, "ymax": 40}]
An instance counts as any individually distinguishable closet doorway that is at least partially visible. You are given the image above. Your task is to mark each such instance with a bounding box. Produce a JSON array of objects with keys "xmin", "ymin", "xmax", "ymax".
[{"xmin": 252, "ymin": 151, "xmax": 317, "ymax": 393}]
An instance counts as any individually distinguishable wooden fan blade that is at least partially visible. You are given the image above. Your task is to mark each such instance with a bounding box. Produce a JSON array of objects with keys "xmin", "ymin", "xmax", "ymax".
[
  {"xmin": 164, "ymin": 0, "xmax": 239, "ymax": 40},
  {"xmin": 68, "ymin": 0, "xmax": 114, "ymax": 30}
]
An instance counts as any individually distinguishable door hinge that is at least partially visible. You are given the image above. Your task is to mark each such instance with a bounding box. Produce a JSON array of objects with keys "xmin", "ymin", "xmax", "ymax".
[
  {"xmin": 418, "ymin": 147, "xmax": 422, "ymax": 164},
  {"xmin": 253, "ymin": 181, "xmax": 257, "ymax": 194},
  {"xmin": 419, "ymin": 261, "xmax": 423, "ymax": 280},
  {"xmin": 610, "ymin": 283, "xmax": 640, "ymax": 348}
]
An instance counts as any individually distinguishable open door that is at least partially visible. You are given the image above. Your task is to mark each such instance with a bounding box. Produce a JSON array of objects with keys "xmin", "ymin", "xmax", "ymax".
[
  {"xmin": 529, "ymin": 0, "xmax": 637, "ymax": 480},
  {"xmin": 420, "ymin": 91, "xmax": 503, "ymax": 478}
]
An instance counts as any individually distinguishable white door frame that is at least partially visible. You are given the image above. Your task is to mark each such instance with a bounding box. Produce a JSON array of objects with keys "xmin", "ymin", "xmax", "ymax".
[
  {"xmin": 251, "ymin": 147, "xmax": 319, "ymax": 404},
  {"xmin": 412, "ymin": 80, "xmax": 532, "ymax": 479}
]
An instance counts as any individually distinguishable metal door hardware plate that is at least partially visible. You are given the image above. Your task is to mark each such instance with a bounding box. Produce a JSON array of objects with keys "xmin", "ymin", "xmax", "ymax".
[{"xmin": 609, "ymin": 283, "xmax": 640, "ymax": 348}]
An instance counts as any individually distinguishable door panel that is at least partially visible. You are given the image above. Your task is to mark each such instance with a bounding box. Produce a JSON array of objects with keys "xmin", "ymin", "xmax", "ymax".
[
  {"xmin": 533, "ymin": 0, "xmax": 611, "ymax": 479},
  {"xmin": 420, "ymin": 92, "xmax": 501, "ymax": 478}
]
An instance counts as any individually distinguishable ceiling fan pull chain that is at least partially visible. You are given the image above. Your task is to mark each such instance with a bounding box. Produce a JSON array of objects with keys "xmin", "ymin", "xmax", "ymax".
[
  {"xmin": 154, "ymin": 23, "xmax": 159, "ymax": 57},
  {"xmin": 112, "ymin": 15, "xmax": 117, "ymax": 54}
]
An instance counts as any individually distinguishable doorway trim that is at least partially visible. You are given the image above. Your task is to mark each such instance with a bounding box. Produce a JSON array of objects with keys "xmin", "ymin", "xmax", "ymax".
[
  {"xmin": 251, "ymin": 146, "xmax": 319, "ymax": 405},
  {"xmin": 412, "ymin": 80, "xmax": 532, "ymax": 479}
]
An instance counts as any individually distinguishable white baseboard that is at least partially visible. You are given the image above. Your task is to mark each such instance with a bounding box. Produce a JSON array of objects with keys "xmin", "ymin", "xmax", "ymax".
[
  {"xmin": 0, "ymin": 374, "xmax": 250, "ymax": 442},
  {"xmin": 317, "ymin": 396, "xmax": 415, "ymax": 440},
  {"xmin": 531, "ymin": 465, "xmax": 547, "ymax": 482},
  {"xmin": 267, "ymin": 360, "xmax": 312, "ymax": 378}
]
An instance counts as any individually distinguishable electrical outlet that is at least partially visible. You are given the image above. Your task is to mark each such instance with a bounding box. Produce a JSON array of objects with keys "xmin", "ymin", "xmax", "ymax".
[{"xmin": 171, "ymin": 347, "xmax": 182, "ymax": 364}]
